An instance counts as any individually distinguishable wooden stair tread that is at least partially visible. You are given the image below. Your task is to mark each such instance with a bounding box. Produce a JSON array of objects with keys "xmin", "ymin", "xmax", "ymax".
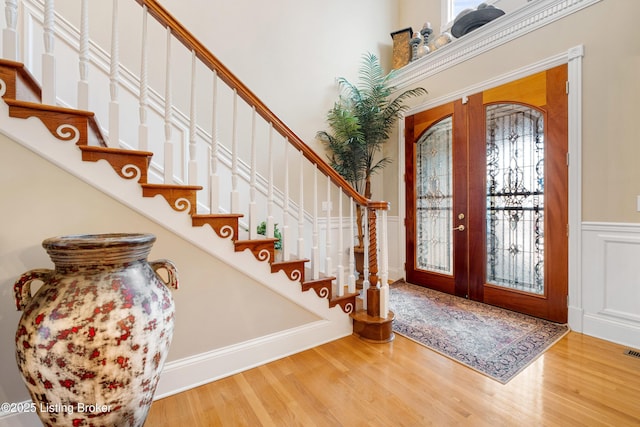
[
  {"xmin": 4, "ymin": 97, "xmax": 95, "ymax": 116},
  {"xmin": 192, "ymin": 213, "xmax": 244, "ymax": 219},
  {"xmin": 141, "ymin": 183, "xmax": 203, "ymax": 191},
  {"xmin": 79, "ymin": 145, "xmax": 154, "ymax": 157},
  {"xmin": 234, "ymin": 237, "xmax": 278, "ymax": 245}
]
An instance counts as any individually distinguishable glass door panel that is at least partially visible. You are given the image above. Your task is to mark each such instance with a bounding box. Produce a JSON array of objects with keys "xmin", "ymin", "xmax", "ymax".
[
  {"xmin": 486, "ymin": 104, "xmax": 545, "ymax": 294},
  {"xmin": 416, "ymin": 116, "xmax": 453, "ymax": 275}
]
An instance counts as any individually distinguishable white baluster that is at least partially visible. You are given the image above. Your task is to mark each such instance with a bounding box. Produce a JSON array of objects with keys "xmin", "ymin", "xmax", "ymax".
[
  {"xmin": 297, "ymin": 150, "xmax": 305, "ymax": 258},
  {"xmin": 138, "ymin": 5, "xmax": 149, "ymax": 151},
  {"xmin": 42, "ymin": 0, "xmax": 56, "ymax": 105},
  {"xmin": 337, "ymin": 191, "xmax": 344, "ymax": 297},
  {"xmin": 348, "ymin": 197, "xmax": 356, "ymax": 293},
  {"xmin": 266, "ymin": 124, "xmax": 275, "ymax": 241},
  {"xmin": 230, "ymin": 89, "xmax": 240, "ymax": 213},
  {"xmin": 380, "ymin": 208, "xmax": 390, "ymax": 318},
  {"xmin": 282, "ymin": 140, "xmax": 290, "ymax": 261},
  {"xmin": 3, "ymin": 0, "xmax": 18, "ymax": 61},
  {"xmin": 108, "ymin": 0, "xmax": 120, "ymax": 148},
  {"xmin": 188, "ymin": 50, "xmax": 197, "ymax": 185},
  {"xmin": 209, "ymin": 70, "xmax": 219, "ymax": 212},
  {"xmin": 249, "ymin": 107, "xmax": 258, "ymax": 238},
  {"xmin": 312, "ymin": 166, "xmax": 320, "ymax": 280},
  {"xmin": 325, "ymin": 176, "xmax": 332, "ymax": 277},
  {"xmin": 77, "ymin": 0, "xmax": 89, "ymax": 110},
  {"xmin": 163, "ymin": 27, "xmax": 173, "ymax": 184}
]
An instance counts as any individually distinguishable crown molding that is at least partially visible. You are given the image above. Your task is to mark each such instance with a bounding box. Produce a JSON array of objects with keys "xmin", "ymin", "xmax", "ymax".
[{"xmin": 392, "ymin": 0, "xmax": 601, "ymax": 89}]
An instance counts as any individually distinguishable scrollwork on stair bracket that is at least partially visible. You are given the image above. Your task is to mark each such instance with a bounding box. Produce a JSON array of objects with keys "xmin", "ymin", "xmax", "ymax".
[
  {"xmin": 172, "ymin": 197, "xmax": 192, "ymax": 213},
  {"xmin": 337, "ymin": 300, "xmax": 355, "ymax": 314},
  {"xmin": 0, "ymin": 79, "xmax": 6, "ymax": 97},
  {"xmin": 56, "ymin": 123, "xmax": 80, "ymax": 144}
]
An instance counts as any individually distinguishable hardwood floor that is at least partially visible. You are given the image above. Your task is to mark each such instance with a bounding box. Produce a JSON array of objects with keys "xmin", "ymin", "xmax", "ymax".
[{"xmin": 146, "ymin": 331, "xmax": 640, "ymax": 426}]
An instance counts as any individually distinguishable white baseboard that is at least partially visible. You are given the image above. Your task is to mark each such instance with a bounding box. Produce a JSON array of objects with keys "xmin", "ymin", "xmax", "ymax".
[{"xmin": 154, "ymin": 319, "xmax": 351, "ymax": 399}]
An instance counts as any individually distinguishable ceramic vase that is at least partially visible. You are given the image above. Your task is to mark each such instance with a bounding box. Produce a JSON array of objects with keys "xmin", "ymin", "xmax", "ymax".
[{"xmin": 13, "ymin": 233, "xmax": 178, "ymax": 427}]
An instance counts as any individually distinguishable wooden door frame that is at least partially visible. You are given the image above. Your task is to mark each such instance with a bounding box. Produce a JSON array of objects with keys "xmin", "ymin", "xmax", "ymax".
[
  {"xmin": 404, "ymin": 101, "xmax": 469, "ymax": 297},
  {"xmin": 396, "ymin": 47, "xmax": 584, "ymax": 328}
]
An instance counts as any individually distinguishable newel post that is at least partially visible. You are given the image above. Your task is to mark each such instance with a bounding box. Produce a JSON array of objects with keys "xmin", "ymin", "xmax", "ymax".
[
  {"xmin": 366, "ymin": 204, "xmax": 380, "ymax": 317},
  {"xmin": 350, "ymin": 201, "xmax": 395, "ymax": 343}
]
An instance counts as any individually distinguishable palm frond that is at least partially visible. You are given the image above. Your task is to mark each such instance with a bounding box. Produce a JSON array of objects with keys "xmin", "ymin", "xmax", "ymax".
[{"xmin": 317, "ymin": 52, "xmax": 427, "ymax": 197}]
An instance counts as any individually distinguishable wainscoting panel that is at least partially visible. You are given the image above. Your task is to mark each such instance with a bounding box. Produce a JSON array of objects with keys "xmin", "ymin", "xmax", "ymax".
[{"xmin": 582, "ymin": 223, "xmax": 640, "ymax": 348}]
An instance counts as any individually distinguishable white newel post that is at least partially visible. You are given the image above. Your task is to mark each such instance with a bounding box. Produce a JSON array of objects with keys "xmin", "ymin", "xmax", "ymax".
[{"xmin": 42, "ymin": 0, "xmax": 55, "ymax": 105}]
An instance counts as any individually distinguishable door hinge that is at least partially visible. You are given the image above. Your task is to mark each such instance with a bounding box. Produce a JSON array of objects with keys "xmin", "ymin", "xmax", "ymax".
[
  {"xmin": 567, "ymin": 294, "xmax": 570, "ymax": 307},
  {"xmin": 567, "ymin": 223, "xmax": 570, "ymax": 237},
  {"xmin": 566, "ymin": 152, "xmax": 570, "ymax": 166},
  {"xmin": 566, "ymin": 81, "xmax": 570, "ymax": 94}
]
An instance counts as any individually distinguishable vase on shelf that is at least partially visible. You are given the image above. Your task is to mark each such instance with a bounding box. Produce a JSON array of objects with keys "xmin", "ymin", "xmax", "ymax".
[{"xmin": 13, "ymin": 233, "xmax": 178, "ymax": 427}]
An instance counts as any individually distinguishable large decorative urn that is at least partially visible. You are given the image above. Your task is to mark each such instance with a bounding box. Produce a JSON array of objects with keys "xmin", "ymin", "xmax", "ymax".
[{"xmin": 13, "ymin": 233, "xmax": 178, "ymax": 427}]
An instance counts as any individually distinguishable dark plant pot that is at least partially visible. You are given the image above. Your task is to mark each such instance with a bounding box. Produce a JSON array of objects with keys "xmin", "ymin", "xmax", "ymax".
[{"xmin": 354, "ymin": 246, "xmax": 365, "ymax": 286}]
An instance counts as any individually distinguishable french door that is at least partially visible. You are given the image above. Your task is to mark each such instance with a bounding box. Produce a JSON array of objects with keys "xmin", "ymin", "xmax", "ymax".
[{"xmin": 405, "ymin": 65, "xmax": 568, "ymax": 323}]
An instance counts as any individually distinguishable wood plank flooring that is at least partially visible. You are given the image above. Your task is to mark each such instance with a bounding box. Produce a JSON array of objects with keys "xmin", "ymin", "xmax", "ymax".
[{"xmin": 145, "ymin": 331, "xmax": 640, "ymax": 426}]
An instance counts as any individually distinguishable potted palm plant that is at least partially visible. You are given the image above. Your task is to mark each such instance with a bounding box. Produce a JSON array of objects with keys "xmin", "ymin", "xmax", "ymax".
[{"xmin": 317, "ymin": 53, "xmax": 426, "ymax": 273}]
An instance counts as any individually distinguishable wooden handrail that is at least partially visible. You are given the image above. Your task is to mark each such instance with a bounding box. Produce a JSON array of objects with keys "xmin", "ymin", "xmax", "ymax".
[{"xmin": 135, "ymin": 0, "xmax": 387, "ymax": 210}]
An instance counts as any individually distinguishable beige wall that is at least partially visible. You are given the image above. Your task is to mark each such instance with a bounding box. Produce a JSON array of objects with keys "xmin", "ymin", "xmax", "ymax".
[
  {"xmin": 391, "ymin": 0, "xmax": 640, "ymax": 223},
  {"xmin": 0, "ymin": 135, "xmax": 319, "ymax": 403}
]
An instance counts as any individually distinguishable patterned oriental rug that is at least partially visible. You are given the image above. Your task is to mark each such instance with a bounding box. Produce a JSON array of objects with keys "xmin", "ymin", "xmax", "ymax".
[{"xmin": 389, "ymin": 280, "xmax": 570, "ymax": 384}]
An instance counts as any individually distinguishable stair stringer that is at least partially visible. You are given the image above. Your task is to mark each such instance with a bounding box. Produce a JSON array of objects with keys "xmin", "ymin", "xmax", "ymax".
[{"xmin": 0, "ymin": 100, "xmax": 353, "ymax": 395}]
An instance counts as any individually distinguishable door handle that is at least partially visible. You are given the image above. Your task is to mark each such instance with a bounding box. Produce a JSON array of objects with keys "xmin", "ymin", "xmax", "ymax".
[{"xmin": 453, "ymin": 224, "xmax": 465, "ymax": 232}]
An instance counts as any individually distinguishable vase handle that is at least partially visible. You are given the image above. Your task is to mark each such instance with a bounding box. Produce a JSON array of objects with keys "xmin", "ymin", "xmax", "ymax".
[
  {"xmin": 150, "ymin": 259, "xmax": 179, "ymax": 290},
  {"xmin": 14, "ymin": 269, "xmax": 54, "ymax": 311}
]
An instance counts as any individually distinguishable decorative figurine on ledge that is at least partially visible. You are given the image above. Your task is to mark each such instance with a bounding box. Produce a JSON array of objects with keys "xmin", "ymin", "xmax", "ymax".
[
  {"xmin": 451, "ymin": 2, "xmax": 505, "ymax": 38},
  {"xmin": 390, "ymin": 27, "xmax": 413, "ymax": 69}
]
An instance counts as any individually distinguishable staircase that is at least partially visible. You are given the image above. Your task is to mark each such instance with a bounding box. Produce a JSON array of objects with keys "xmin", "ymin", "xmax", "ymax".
[{"xmin": 0, "ymin": 0, "xmax": 393, "ymax": 344}]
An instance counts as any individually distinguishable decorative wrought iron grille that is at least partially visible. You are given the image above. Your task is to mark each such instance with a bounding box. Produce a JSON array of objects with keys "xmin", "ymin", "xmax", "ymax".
[
  {"xmin": 416, "ymin": 116, "xmax": 453, "ymax": 275},
  {"xmin": 486, "ymin": 103, "xmax": 545, "ymax": 294}
]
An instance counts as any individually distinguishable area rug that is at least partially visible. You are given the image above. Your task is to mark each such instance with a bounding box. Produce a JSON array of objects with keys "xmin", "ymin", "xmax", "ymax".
[{"xmin": 389, "ymin": 280, "xmax": 569, "ymax": 384}]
